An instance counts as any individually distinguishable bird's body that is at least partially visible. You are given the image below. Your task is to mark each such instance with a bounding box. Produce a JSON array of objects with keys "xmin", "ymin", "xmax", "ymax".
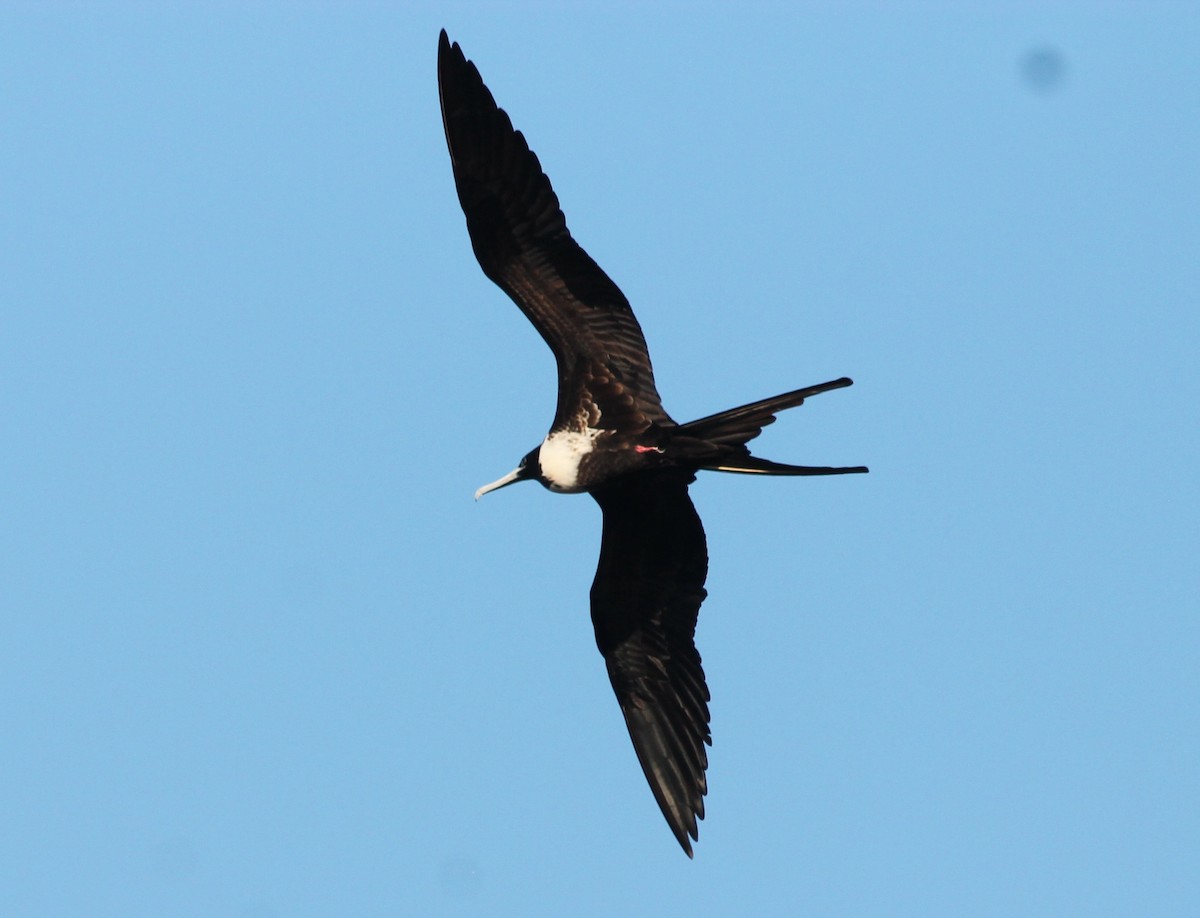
[{"xmin": 438, "ymin": 30, "xmax": 867, "ymax": 856}]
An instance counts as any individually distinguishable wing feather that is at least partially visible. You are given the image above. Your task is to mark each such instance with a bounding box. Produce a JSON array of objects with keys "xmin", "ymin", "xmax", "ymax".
[
  {"xmin": 438, "ymin": 31, "xmax": 671, "ymax": 431},
  {"xmin": 590, "ymin": 470, "xmax": 710, "ymax": 856}
]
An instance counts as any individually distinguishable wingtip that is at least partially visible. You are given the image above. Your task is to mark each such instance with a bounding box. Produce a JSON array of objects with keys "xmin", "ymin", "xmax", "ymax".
[
  {"xmin": 677, "ymin": 823, "xmax": 699, "ymax": 858},
  {"xmin": 667, "ymin": 818, "xmax": 696, "ymax": 858},
  {"xmin": 668, "ymin": 815, "xmax": 699, "ymax": 858},
  {"xmin": 437, "ymin": 29, "xmax": 461, "ymax": 63}
]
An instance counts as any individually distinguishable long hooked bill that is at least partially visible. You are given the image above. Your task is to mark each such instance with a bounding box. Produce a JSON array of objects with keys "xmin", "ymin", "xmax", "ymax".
[{"xmin": 474, "ymin": 467, "xmax": 522, "ymax": 501}]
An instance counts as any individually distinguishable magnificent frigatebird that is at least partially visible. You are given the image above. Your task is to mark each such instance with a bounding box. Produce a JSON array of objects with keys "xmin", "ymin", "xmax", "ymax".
[{"xmin": 438, "ymin": 30, "xmax": 867, "ymax": 857}]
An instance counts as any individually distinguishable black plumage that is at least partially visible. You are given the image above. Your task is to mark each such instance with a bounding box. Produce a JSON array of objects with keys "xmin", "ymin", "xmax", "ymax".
[{"xmin": 438, "ymin": 30, "xmax": 866, "ymax": 856}]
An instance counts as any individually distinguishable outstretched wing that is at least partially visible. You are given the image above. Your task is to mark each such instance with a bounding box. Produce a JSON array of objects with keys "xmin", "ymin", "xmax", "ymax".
[
  {"xmin": 437, "ymin": 30, "xmax": 672, "ymax": 432},
  {"xmin": 589, "ymin": 469, "xmax": 711, "ymax": 856}
]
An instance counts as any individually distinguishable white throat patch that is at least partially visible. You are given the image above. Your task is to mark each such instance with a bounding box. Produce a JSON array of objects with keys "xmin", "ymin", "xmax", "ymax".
[{"xmin": 539, "ymin": 429, "xmax": 601, "ymax": 492}]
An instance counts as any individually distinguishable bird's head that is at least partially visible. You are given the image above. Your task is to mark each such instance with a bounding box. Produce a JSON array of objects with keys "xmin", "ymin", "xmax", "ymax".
[{"xmin": 474, "ymin": 446, "xmax": 542, "ymax": 500}]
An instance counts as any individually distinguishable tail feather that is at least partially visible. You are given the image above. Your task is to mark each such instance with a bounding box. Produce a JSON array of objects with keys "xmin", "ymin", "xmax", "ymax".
[
  {"xmin": 677, "ymin": 377, "xmax": 855, "ymax": 446},
  {"xmin": 707, "ymin": 455, "xmax": 869, "ymax": 476},
  {"xmin": 674, "ymin": 377, "xmax": 867, "ymax": 477}
]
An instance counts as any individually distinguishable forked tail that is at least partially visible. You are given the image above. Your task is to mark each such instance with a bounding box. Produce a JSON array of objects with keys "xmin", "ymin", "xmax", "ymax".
[{"xmin": 675, "ymin": 376, "xmax": 868, "ymax": 477}]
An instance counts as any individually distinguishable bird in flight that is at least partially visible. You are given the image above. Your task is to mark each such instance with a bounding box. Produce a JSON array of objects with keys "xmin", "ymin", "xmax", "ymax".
[{"xmin": 437, "ymin": 30, "xmax": 867, "ymax": 857}]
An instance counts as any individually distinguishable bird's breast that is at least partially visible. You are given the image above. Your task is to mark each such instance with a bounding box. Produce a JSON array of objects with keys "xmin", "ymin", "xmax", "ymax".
[{"xmin": 539, "ymin": 429, "xmax": 603, "ymax": 493}]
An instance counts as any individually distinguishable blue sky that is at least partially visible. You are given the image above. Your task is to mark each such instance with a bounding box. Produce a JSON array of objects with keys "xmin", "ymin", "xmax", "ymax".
[{"xmin": 3, "ymin": 3, "xmax": 1197, "ymax": 916}]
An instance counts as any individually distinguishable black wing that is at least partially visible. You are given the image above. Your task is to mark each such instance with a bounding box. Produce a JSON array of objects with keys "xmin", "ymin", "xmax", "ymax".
[
  {"xmin": 589, "ymin": 470, "xmax": 711, "ymax": 856},
  {"xmin": 437, "ymin": 30, "xmax": 672, "ymax": 433}
]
